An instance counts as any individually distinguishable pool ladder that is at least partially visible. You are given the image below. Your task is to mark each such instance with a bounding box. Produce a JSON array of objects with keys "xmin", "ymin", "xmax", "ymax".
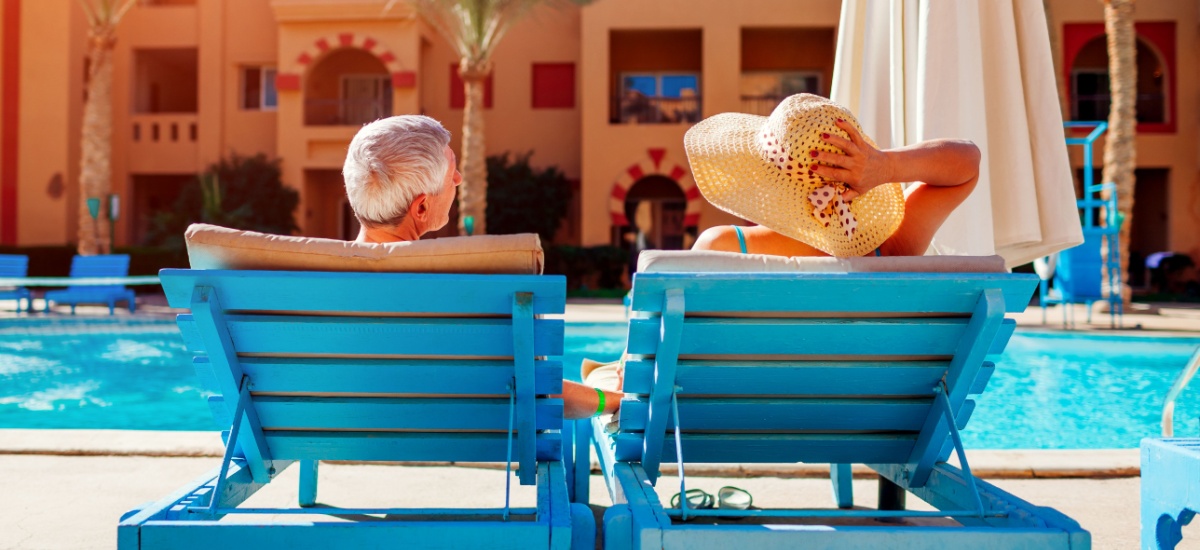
[{"xmin": 1162, "ymin": 345, "xmax": 1200, "ymax": 437}]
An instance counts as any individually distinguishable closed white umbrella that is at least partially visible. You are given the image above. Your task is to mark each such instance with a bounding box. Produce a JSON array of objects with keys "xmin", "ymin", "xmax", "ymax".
[{"xmin": 831, "ymin": 0, "xmax": 1083, "ymax": 267}]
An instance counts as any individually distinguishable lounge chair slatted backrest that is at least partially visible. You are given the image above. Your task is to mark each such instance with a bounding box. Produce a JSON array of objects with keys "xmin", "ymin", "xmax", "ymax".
[
  {"xmin": 582, "ymin": 251, "xmax": 1090, "ymax": 550},
  {"xmin": 43, "ymin": 254, "xmax": 136, "ymax": 314},
  {"xmin": 120, "ymin": 228, "xmax": 595, "ymax": 549},
  {"xmin": 0, "ymin": 254, "xmax": 32, "ymax": 311},
  {"xmin": 164, "ymin": 270, "xmax": 566, "ymax": 484},
  {"xmin": 615, "ymin": 272, "xmax": 1024, "ymax": 484}
]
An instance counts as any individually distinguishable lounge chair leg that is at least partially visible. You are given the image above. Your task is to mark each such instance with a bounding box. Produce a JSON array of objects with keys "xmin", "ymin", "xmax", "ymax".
[
  {"xmin": 831, "ymin": 463, "xmax": 853, "ymax": 509},
  {"xmin": 569, "ymin": 502, "xmax": 596, "ymax": 550},
  {"xmin": 299, "ymin": 460, "xmax": 318, "ymax": 507},
  {"xmin": 573, "ymin": 418, "xmax": 591, "ymax": 504},
  {"xmin": 877, "ymin": 474, "xmax": 906, "ymax": 511},
  {"xmin": 602, "ymin": 505, "xmax": 632, "ymax": 550}
]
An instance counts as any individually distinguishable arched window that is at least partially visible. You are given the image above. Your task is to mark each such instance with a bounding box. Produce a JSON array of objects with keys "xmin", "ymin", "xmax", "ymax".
[
  {"xmin": 305, "ymin": 49, "xmax": 393, "ymax": 126},
  {"xmin": 1063, "ymin": 22, "xmax": 1176, "ymax": 133},
  {"xmin": 1070, "ymin": 37, "xmax": 1166, "ymax": 123}
]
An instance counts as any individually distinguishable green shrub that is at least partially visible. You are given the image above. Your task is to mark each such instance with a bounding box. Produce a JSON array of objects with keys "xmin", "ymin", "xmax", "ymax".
[
  {"xmin": 485, "ymin": 152, "xmax": 571, "ymax": 242},
  {"xmin": 146, "ymin": 153, "xmax": 299, "ymax": 250},
  {"xmin": 0, "ymin": 244, "xmax": 186, "ymax": 278},
  {"xmin": 546, "ymin": 244, "xmax": 628, "ymax": 290},
  {"xmin": 0, "ymin": 245, "xmax": 76, "ymax": 277}
]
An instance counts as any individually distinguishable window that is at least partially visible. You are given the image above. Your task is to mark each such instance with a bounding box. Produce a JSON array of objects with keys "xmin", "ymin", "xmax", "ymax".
[
  {"xmin": 450, "ymin": 64, "xmax": 493, "ymax": 109},
  {"xmin": 532, "ymin": 63, "xmax": 575, "ymax": 109},
  {"xmin": 1063, "ymin": 22, "xmax": 1175, "ymax": 133},
  {"xmin": 616, "ymin": 72, "xmax": 700, "ymax": 124},
  {"xmin": 241, "ymin": 66, "xmax": 277, "ymax": 111},
  {"xmin": 340, "ymin": 75, "xmax": 393, "ymax": 125},
  {"xmin": 1070, "ymin": 69, "xmax": 1111, "ymax": 122},
  {"xmin": 740, "ymin": 71, "xmax": 822, "ymax": 115}
]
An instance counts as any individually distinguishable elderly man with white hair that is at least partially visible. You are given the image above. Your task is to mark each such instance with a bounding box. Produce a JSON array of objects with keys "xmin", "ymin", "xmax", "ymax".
[{"xmin": 343, "ymin": 115, "xmax": 622, "ymax": 419}]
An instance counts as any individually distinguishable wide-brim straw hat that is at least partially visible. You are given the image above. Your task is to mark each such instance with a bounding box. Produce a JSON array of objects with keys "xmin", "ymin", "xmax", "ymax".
[{"xmin": 684, "ymin": 93, "xmax": 905, "ymax": 257}]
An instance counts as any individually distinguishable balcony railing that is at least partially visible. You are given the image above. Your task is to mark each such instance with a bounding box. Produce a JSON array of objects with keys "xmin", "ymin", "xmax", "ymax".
[
  {"xmin": 128, "ymin": 114, "xmax": 200, "ymax": 173},
  {"xmin": 306, "ymin": 98, "xmax": 391, "ymax": 126},
  {"xmin": 610, "ymin": 95, "xmax": 701, "ymax": 124},
  {"xmin": 131, "ymin": 114, "xmax": 197, "ymax": 144}
]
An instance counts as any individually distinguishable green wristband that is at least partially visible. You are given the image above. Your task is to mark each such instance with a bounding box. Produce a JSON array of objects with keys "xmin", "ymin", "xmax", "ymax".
[{"xmin": 593, "ymin": 387, "xmax": 606, "ymax": 418}]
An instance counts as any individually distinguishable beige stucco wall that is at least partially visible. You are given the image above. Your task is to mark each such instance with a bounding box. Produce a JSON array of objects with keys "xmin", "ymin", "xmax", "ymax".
[
  {"xmin": 221, "ymin": 0, "xmax": 279, "ymax": 160},
  {"xmin": 1047, "ymin": 0, "xmax": 1200, "ymax": 262},
  {"xmin": 579, "ymin": 0, "xmax": 842, "ymax": 247},
  {"xmin": 422, "ymin": 4, "xmax": 583, "ymax": 181},
  {"xmin": 15, "ymin": 1, "xmax": 71, "ymax": 245}
]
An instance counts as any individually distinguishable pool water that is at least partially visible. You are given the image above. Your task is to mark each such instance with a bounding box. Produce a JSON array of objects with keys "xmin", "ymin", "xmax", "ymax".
[{"xmin": 1, "ymin": 321, "xmax": 1197, "ymax": 449}]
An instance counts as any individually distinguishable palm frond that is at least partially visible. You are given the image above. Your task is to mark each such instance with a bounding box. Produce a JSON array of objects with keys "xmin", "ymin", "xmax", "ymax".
[
  {"xmin": 77, "ymin": 0, "xmax": 100, "ymax": 27},
  {"xmin": 409, "ymin": 0, "xmax": 576, "ymax": 62},
  {"xmin": 78, "ymin": 0, "xmax": 137, "ymax": 29},
  {"xmin": 111, "ymin": 0, "xmax": 137, "ymax": 23}
]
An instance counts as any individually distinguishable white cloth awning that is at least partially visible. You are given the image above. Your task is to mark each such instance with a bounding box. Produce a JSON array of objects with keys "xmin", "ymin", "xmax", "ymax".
[{"xmin": 831, "ymin": 0, "xmax": 1083, "ymax": 267}]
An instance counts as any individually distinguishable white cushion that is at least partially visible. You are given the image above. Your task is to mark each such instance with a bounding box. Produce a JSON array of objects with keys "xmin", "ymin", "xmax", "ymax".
[
  {"xmin": 185, "ymin": 224, "xmax": 544, "ymax": 275},
  {"xmin": 638, "ymin": 250, "xmax": 1007, "ymax": 274}
]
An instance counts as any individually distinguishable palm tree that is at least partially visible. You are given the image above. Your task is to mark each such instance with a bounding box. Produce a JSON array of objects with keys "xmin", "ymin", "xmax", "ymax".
[
  {"xmin": 1101, "ymin": 0, "xmax": 1136, "ymax": 305},
  {"xmin": 390, "ymin": 0, "xmax": 589, "ymax": 235},
  {"xmin": 77, "ymin": 0, "xmax": 135, "ymax": 255}
]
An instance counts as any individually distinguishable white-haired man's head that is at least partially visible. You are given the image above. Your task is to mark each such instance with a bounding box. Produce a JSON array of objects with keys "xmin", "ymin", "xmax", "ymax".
[{"xmin": 343, "ymin": 115, "xmax": 459, "ymax": 239}]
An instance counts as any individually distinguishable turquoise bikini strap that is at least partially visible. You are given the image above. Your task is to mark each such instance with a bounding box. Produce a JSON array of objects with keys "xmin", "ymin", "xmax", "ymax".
[{"xmin": 733, "ymin": 226, "xmax": 748, "ymax": 254}]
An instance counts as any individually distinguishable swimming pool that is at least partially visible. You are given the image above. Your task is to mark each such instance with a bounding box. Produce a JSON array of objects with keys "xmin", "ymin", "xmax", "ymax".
[{"xmin": 1, "ymin": 320, "xmax": 1197, "ymax": 449}]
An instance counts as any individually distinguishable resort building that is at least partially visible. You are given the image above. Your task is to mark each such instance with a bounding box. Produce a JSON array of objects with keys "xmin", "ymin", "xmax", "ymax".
[{"xmin": 0, "ymin": 0, "xmax": 1196, "ymax": 283}]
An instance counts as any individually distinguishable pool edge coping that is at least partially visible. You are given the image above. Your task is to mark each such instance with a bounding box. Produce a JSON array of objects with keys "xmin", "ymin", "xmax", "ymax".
[{"xmin": 0, "ymin": 429, "xmax": 1142, "ymax": 479}]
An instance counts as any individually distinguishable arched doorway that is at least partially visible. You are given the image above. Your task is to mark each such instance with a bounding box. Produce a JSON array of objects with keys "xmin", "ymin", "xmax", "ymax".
[
  {"xmin": 620, "ymin": 175, "xmax": 687, "ymax": 271},
  {"xmin": 305, "ymin": 48, "xmax": 393, "ymax": 126}
]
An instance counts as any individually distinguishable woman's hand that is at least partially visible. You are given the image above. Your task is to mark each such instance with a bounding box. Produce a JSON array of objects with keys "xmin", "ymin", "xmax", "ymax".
[{"xmin": 809, "ymin": 119, "xmax": 894, "ymax": 201}]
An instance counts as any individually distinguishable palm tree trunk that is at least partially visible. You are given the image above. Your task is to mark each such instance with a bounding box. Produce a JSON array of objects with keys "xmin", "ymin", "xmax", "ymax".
[
  {"xmin": 458, "ymin": 60, "xmax": 489, "ymax": 235},
  {"xmin": 78, "ymin": 34, "xmax": 116, "ymax": 255},
  {"xmin": 1101, "ymin": 0, "xmax": 1136, "ymax": 305}
]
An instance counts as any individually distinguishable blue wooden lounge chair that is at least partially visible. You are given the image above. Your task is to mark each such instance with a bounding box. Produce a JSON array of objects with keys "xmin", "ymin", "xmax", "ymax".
[
  {"xmin": 119, "ymin": 269, "xmax": 594, "ymax": 549},
  {"xmin": 43, "ymin": 254, "xmax": 136, "ymax": 315},
  {"xmin": 0, "ymin": 254, "xmax": 32, "ymax": 312},
  {"xmin": 576, "ymin": 253, "xmax": 1090, "ymax": 549}
]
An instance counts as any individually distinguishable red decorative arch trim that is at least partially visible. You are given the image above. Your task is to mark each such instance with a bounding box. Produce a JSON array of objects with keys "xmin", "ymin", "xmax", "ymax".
[
  {"xmin": 608, "ymin": 148, "xmax": 701, "ymax": 229},
  {"xmin": 281, "ymin": 32, "xmax": 417, "ymax": 92}
]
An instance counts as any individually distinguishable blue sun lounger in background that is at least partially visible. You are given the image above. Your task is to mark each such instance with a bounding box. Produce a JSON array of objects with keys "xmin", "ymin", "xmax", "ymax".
[
  {"xmin": 43, "ymin": 254, "xmax": 136, "ymax": 315},
  {"xmin": 119, "ymin": 269, "xmax": 594, "ymax": 549},
  {"xmin": 0, "ymin": 254, "xmax": 32, "ymax": 312},
  {"xmin": 576, "ymin": 252, "xmax": 1090, "ymax": 549}
]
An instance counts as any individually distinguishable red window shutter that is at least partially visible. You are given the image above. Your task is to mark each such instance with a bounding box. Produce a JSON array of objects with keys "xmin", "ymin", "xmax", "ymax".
[
  {"xmin": 450, "ymin": 63, "xmax": 494, "ymax": 109},
  {"xmin": 532, "ymin": 63, "xmax": 575, "ymax": 109}
]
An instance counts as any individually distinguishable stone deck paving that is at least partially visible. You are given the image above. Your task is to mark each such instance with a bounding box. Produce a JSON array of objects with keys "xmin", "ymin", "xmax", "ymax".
[{"xmin": 0, "ymin": 454, "xmax": 1148, "ymax": 549}]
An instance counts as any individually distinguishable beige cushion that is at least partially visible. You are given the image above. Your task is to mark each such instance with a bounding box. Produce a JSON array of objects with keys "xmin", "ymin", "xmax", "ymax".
[
  {"xmin": 185, "ymin": 224, "xmax": 544, "ymax": 275},
  {"xmin": 638, "ymin": 250, "xmax": 1007, "ymax": 274}
]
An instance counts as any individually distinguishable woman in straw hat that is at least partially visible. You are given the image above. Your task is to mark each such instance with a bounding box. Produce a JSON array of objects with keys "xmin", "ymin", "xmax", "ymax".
[
  {"xmin": 688, "ymin": 93, "xmax": 979, "ymax": 257},
  {"xmin": 580, "ymin": 94, "xmax": 981, "ymax": 406}
]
